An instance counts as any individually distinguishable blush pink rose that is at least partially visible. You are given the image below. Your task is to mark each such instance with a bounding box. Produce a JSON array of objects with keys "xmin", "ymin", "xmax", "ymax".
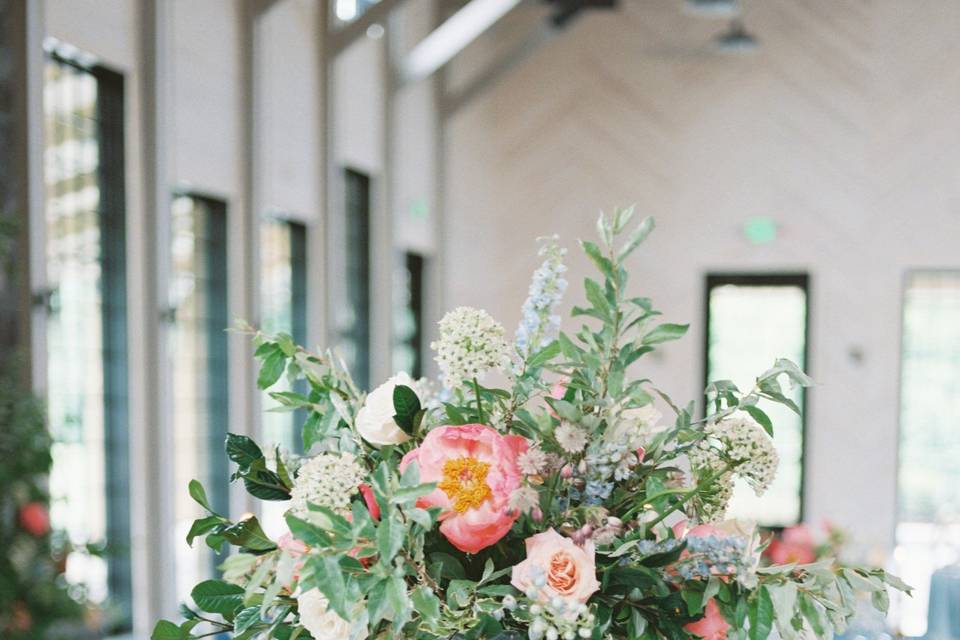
[
  {"xmin": 511, "ymin": 528, "xmax": 601, "ymax": 606},
  {"xmin": 766, "ymin": 524, "xmax": 816, "ymax": 565},
  {"xmin": 547, "ymin": 377, "xmax": 570, "ymax": 419},
  {"xmin": 277, "ymin": 532, "xmax": 309, "ymax": 587},
  {"xmin": 685, "ymin": 598, "xmax": 730, "ymax": 640},
  {"xmin": 19, "ymin": 502, "xmax": 50, "ymax": 537},
  {"xmin": 400, "ymin": 424, "xmax": 527, "ymax": 554}
]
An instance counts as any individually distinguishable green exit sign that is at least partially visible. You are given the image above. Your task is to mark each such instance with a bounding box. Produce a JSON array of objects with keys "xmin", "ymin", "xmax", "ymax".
[{"xmin": 743, "ymin": 217, "xmax": 777, "ymax": 245}]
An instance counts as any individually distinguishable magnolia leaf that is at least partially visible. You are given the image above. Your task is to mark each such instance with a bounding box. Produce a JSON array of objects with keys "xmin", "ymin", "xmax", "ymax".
[
  {"xmin": 188, "ymin": 480, "xmax": 215, "ymax": 513},
  {"xmin": 226, "ymin": 433, "xmax": 264, "ymax": 470},
  {"xmin": 191, "ymin": 579, "xmax": 244, "ymax": 616},
  {"xmin": 393, "ymin": 385, "xmax": 422, "ymax": 434},
  {"xmin": 186, "ymin": 515, "xmax": 223, "ymax": 546},
  {"xmin": 234, "ymin": 606, "xmax": 262, "ymax": 634},
  {"xmin": 150, "ymin": 621, "xmax": 182, "ymax": 640},
  {"xmin": 749, "ymin": 586, "xmax": 775, "ymax": 640}
]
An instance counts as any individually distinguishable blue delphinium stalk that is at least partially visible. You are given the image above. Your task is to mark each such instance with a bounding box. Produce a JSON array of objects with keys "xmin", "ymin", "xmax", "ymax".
[{"xmin": 515, "ymin": 236, "xmax": 568, "ymax": 360}]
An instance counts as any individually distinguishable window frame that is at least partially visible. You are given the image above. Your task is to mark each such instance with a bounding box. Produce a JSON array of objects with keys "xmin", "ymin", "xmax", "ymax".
[{"xmin": 703, "ymin": 272, "xmax": 811, "ymax": 528}]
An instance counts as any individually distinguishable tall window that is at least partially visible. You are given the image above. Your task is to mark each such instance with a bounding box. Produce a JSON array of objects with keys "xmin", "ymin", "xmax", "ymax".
[
  {"xmin": 895, "ymin": 271, "xmax": 960, "ymax": 637},
  {"xmin": 705, "ymin": 274, "xmax": 809, "ymax": 527},
  {"xmin": 44, "ymin": 51, "xmax": 132, "ymax": 630},
  {"xmin": 169, "ymin": 194, "xmax": 229, "ymax": 599},
  {"xmin": 393, "ymin": 252, "xmax": 426, "ymax": 378},
  {"xmin": 260, "ymin": 217, "xmax": 307, "ymax": 452},
  {"xmin": 336, "ymin": 169, "xmax": 371, "ymax": 390}
]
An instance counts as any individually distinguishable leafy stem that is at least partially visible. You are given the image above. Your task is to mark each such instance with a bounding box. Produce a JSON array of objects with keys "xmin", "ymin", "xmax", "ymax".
[{"xmin": 472, "ymin": 377, "xmax": 485, "ymax": 423}]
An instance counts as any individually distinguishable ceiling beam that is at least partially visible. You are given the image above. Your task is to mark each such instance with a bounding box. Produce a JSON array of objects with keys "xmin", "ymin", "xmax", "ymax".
[
  {"xmin": 439, "ymin": 20, "xmax": 556, "ymax": 119},
  {"xmin": 329, "ymin": 0, "xmax": 410, "ymax": 55}
]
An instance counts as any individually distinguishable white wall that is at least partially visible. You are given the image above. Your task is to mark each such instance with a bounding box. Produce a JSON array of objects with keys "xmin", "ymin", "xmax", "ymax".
[{"xmin": 444, "ymin": 0, "xmax": 960, "ymax": 553}]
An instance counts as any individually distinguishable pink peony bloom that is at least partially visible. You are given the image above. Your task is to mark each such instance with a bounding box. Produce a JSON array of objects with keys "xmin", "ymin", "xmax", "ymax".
[
  {"xmin": 358, "ymin": 483, "xmax": 381, "ymax": 521},
  {"xmin": 400, "ymin": 424, "xmax": 527, "ymax": 553},
  {"xmin": 512, "ymin": 528, "xmax": 601, "ymax": 606},
  {"xmin": 685, "ymin": 598, "xmax": 730, "ymax": 640},
  {"xmin": 766, "ymin": 524, "xmax": 816, "ymax": 565},
  {"xmin": 19, "ymin": 502, "xmax": 50, "ymax": 537}
]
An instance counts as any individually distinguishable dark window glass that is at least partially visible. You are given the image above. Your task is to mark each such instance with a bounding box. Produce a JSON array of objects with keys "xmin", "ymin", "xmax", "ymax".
[
  {"xmin": 169, "ymin": 194, "xmax": 229, "ymax": 597},
  {"xmin": 705, "ymin": 274, "xmax": 809, "ymax": 527},
  {"xmin": 393, "ymin": 252, "xmax": 426, "ymax": 378},
  {"xmin": 44, "ymin": 51, "xmax": 132, "ymax": 631},
  {"xmin": 338, "ymin": 168, "xmax": 371, "ymax": 390},
  {"xmin": 260, "ymin": 217, "xmax": 308, "ymax": 452}
]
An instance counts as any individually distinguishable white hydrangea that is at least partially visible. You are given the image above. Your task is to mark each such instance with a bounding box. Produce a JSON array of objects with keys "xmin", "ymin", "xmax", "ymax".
[
  {"xmin": 431, "ymin": 307, "xmax": 509, "ymax": 388},
  {"xmin": 289, "ymin": 452, "xmax": 366, "ymax": 518},
  {"xmin": 606, "ymin": 403, "xmax": 665, "ymax": 449},
  {"xmin": 555, "ymin": 422, "xmax": 589, "ymax": 454}
]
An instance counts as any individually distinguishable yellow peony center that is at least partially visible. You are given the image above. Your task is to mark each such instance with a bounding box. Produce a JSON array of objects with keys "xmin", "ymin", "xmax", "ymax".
[{"xmin": 438, "ymin": 457, "xmax": 492, "ymax": 513}]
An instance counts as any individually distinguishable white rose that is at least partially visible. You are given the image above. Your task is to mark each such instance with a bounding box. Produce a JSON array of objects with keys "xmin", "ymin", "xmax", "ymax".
[
  {"xmin": 297, "ymin": 589, "xmax": 363, "ymax": 640},
  {"xmin": 355, "ymin": 372, "xmax": 421, "ymax": 446}
]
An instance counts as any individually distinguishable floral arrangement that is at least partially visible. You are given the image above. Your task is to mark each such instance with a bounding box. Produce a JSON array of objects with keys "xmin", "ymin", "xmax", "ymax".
[
  {"xmin": 0, "ymin": 373, "xmax": 87, "ymax": 639},
  {"xmin": 154, "ymin": 210, "xmax": 909, "ymax": 640}
]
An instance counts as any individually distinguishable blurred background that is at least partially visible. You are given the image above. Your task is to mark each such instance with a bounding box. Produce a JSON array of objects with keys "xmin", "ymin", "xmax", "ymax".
[{"xmin": 1, "ymin": 0, "xmax": 959, "ymax": 637}]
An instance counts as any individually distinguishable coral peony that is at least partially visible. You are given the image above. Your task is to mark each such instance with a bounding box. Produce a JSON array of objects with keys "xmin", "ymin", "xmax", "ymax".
[
  {"xmin": 400, "ymin": 424, "xmax": 527, "ymax": 553},
  {"xmin": 511, "ymin": 528, "xmax": 600, "ymax": 606},
  {"xmin": 19, "ymin": 502, "xmax": 50, "ymax": 537},
  {"xmin": 766, "ymin": 524, "xmax": 816, "ymax": 564},
  {"xmin": 685, "ymin": 598, "xmax": 730, "ymax": 640}
]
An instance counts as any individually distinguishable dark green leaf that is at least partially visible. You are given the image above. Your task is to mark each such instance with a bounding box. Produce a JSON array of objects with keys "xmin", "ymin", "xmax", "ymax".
[
  {"xmin": 221, "ymin": 516, "xmax": 277, "ymax": 552},
  {"xmin": 393, "ymin": 385, "xmax": 422, "ymax": 434},
  {"xmin": 191, "ymin": 579, "xmax": 244, "ymax": 615},
  {"xmin": 226, "ymin": 433, "xmax": 264, "ymax": 470},
  {"xmin": 186, "ymin": 515, "xmax": 223, "ymax": 546},
  {"xmin": 150, "ymin": 621, "xmax": 182, "ymax": 640},
  {"xmin": 188, "ymin": 480, "xmax": 215, "ymax": 513}
]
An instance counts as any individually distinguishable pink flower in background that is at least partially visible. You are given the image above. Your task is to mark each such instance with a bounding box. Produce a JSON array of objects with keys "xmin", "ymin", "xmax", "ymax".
[
  {"xmin": 685, "ymin": 598, "xmax": 730, "ymax": 640},
  {"xmin": 672, "ymin": 520, "xmax": 724, "ymax": 540},
  {"xmin": 766, "ymin": 524, "xmax": 816, "ymax": 565},
  {"xmin": 511, "ymin": 528, "xmax": 600, "ymax": 606},
  {"xmin": 19, "ymin": 502, "xmax": 50, "ymax": 537},
  {"xmin": 400, "ymin": 424, "xmax": 527, "ymax": 553},
  {"xmin": 358, "ymin": 483, "xmax": 381, "ymax": 521}
]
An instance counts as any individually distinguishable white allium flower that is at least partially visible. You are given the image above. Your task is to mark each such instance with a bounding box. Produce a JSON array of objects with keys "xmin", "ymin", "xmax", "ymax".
[
  {"xmin": 518, "ymin": 446, "xmax": 549, "ymax": 475},
  {"xmin": 508, "ymin": 486, "xmax": 541, "ymax": 515},
  {"xmin": 297, "ymin": 589, "xmax": 364, "ymax": 640},
  {"xmin": 431, "ymin": 307, "xmax": 509, "ymax": 388},
  {"xmin": 355, "ymin": 372, "xmax": 420, "ymax": 447},
  {"xmin": 686, "ymin": 411, "xmax": 779, "ymax": 523},
  {"xmin": 289, "ymin": 452, "xmax": 366, "ymax": 518},
  {"xmin": 555, "ymin": 422, "xmax": 589, "ymax": 454}
]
